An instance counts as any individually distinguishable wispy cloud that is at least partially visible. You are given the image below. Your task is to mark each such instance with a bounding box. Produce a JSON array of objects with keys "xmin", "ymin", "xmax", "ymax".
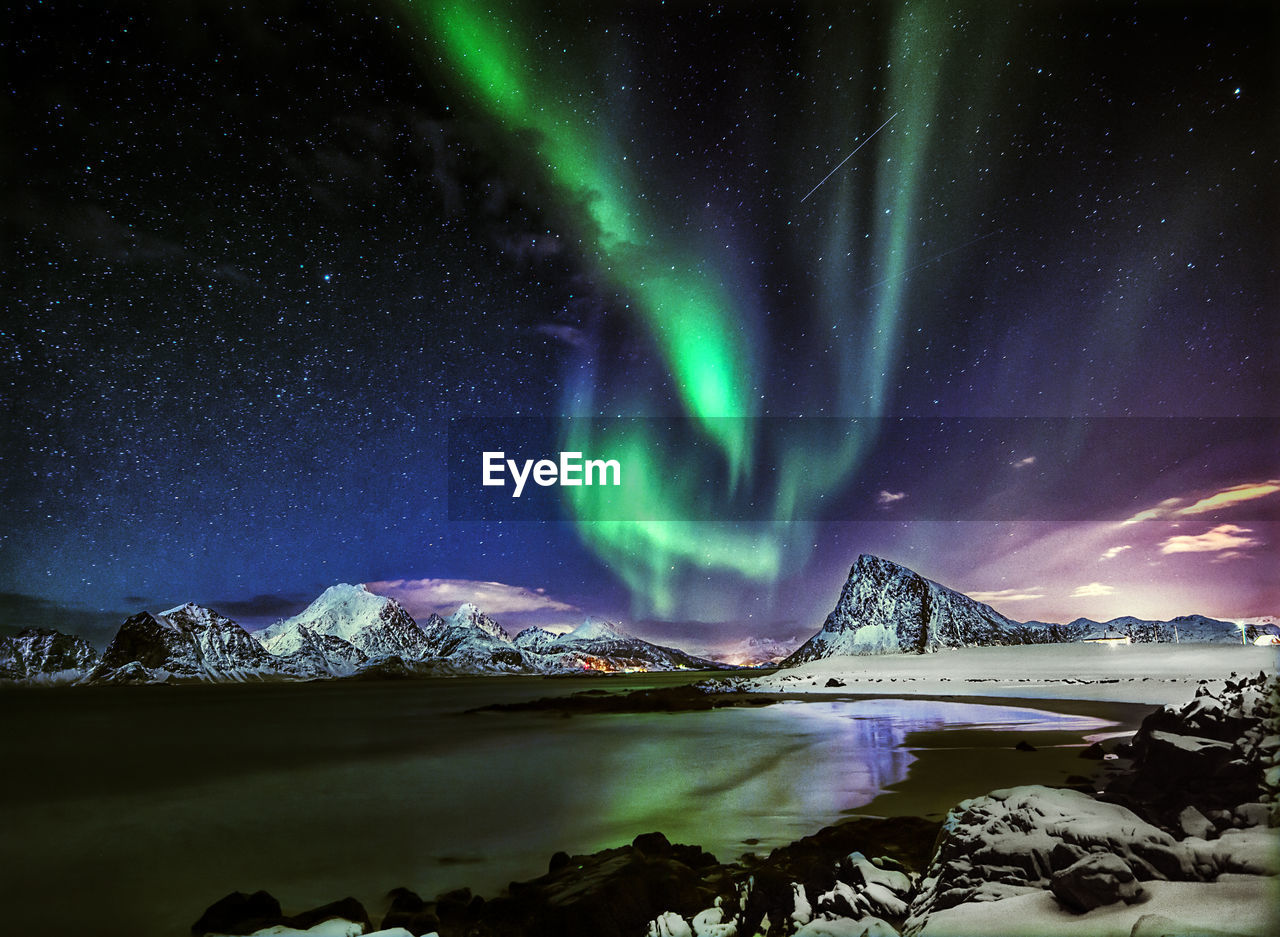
[
  {"xmin": 1209, "ymin": 551, "xmax": 1249, "ymax": 564},
  {"xmin": 1010, "ymin": 456, "xmax": 1037, "ymax": 468},
  {"xmin": 1121, "ymin": 480, "xmax": 1280, "ymax": 525},
  {"xmin": 1099, "ymin": 545, "xmax": 1132, "ymax": 561},
  {"xmin": 876, "ymin": 490, "xmax": 907, "ymax": 506},
  {"xmin": 1121, "ymin": 497, "xmax": 1185, "ymax": 525},
  {"xmin": 1158, "ymin": 524, "xmax": 1261, "ymax": 555},
  {"xmin": 1071, "ymin": 582, "xmax": 1116, "ymax": 598},
  {"xmin": 1176, "ymin": 481, "xmax": 1280, "ymax": 517},
  {"xmin": 367, "ymin": 578, "xmax": 578, "ymax": 617},
  {"xmin": 967, "ymin": 587, "xmax": 1046, "ymax": 603}
]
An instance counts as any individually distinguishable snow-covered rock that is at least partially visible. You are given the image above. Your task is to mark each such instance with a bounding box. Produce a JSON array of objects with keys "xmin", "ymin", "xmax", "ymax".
[
  {"xmin": 915, "ymin": 878, "xmax": 1279, "ymax": 937},
  {"xmin": 906, "ymin": 785, "xmax": 1207, "ymax": 930},
  {"xmin": 1107, "ymin": 670, "xmax": 1280, "ymax": 824},
  {"xmin": 1177, "ymin": 805, "xmax": 1215, "ymax": 840},
  {"xmin": 1049, "ymin": 852, "xmax": 1144, "ymax": 912},
  {"xmin": 648, "ymin": 910, "xmax": 695, "ymax": 937},
  {"xmin": 0, "ymin": 627, "xmax": 99, "ymax": 681},
  {"xmin": 257, "ymin": 584, "xmax": 428, "ymax": 662},
  {"xmin": 690, "ymin": 906, "xmax": 737, "ymax": 937}
]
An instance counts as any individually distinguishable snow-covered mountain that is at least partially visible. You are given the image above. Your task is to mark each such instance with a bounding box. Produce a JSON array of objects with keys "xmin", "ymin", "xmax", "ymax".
[
  {"xmin": 513, "ymin": 626, "xmax": 561, "ymax": 653},
  {"xmin": 1061, "ymin": 614, "xmax": 1245, "ymax": 644},
  {"xmin": 2, "ymin": 586, "xmax": 732, "ymax": 685},
  {"xmin": 90, "ymin": 605, "xmax": 283, "ymax": 683},
  {"xmin": 257, "ymin": 584, "xmax": 428, "ymax": 661},
  {"xmin": 556, "ymin": 616, "xmax": 631, "ymax": 645},
  {"xmin": 266, "ymin": 624, "xmax": 370, "ymax": 677},
  {"xmin": 785, "ymin": 554, "xmax": 1259, "ymax": 665},
  {"xmin": 419, "ymin": 605, "xmax": 528, "ymax": 673},
  {"xmin": 445, "ymin": 602, "xmax": 512, "ymax": 642},
  {"xmin": 785, "ymin": 555, "xmax": 1044, "ymax": 664},
  {"xmin": 539, "ymin": 617, "xmax": 728, "ymax": 672},
  {"xmin": 0, "ymin": 627, "xmax": 100, "ymax": 682}
]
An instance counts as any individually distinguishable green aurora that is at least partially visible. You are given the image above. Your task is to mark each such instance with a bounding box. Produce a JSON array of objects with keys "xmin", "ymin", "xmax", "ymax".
[{"xmin": 414, "ymin": 0, "xmax": 951, "ymax": 615}]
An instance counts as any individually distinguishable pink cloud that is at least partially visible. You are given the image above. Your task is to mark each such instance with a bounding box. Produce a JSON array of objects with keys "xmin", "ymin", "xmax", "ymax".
[
  {"xmin": 1158, "ymin": 524, "xmax": 1261, "ymax": 555},
  {"xmin": 366, "ymin": 578, "xmax": 577, "ymax": 617},
  {"xmin": 966, "ymin": 587, "xmax": 1046, "ymax": 603},
  {"xmin": 1070, "ymin": 582, "xmax": 1116, "ymax": 598}
]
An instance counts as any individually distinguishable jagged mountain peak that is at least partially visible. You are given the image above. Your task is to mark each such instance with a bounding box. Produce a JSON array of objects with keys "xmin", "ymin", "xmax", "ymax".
[
  {"xmin": 322, "ymin": 582, "xmax": 372, "ymax": 598},
  {"xmin": 0, "ymin": 627, "xmax": 100, "ymax": 681},
  {"xmin": 306, "ymin": 582, "xmax": 381, "ymax": 613},
  {"xmin": 445, "ymin": 603, "xmax": 512, "ymax": 642},
  {"xmin": 160, "ymin": 603, "xmax": 235, "ymax": 628},
  {"xmin": 260, "ymin": 582, "xmax": 421, "ymax": 658},
  {"xmin": 784, "ymin": 555, "xmax": 1018, "ymax": 663},
  {"xmin": 513, "ymin": 625, "xmax": 560, "ymax": 653},
  {"xmin": 852, "ymin": 553, "xmax": 909, "ymax": 574},
  {"xmin": 93, "ymin": 604, "xmax": 279, "ymax": 680},
  {"xmin": 783, "ymin": 554, "xmax": 1253, "ymax": 665}
]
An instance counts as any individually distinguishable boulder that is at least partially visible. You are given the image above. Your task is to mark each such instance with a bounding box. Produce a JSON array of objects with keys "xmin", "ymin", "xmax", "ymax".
[
  {"xmin": 1049, "ymin": 853, "xmax": 1144, "ymax": 912},
  {"xmin": 290, "ymin": 897, "xmax": 369, "ymax": 932},
  {"xmin": 1233, "ymin": 802, "xmax": 1271, "ymax": 828},
  {"xmin": 906, "ymin": 785, "xmax": 1202, "ymax": 928},
  {"xmin": 380, "ymin": 887, "xmax": 440, "ymax": 936},
  {"xmin": 1177, "ymin": 805, "xmax": 1215, "ymax": 840},
  {"xmin": 191, "ymin": 890, "xmax": 283, "ymax": 935},
  {"xmin": 1078, "ymin": 742, "xmax": 1106, "ymax": 760}
]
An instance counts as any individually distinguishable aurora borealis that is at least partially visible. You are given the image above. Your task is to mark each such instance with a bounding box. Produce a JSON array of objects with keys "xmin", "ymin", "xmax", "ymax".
[
  {"xmin": 419, "ymin": 0, "xmax": 1002, "ymax": 614},
  {"xmin": 2, "ymin": 1, "xmax": 1277, "ymax": 646}
]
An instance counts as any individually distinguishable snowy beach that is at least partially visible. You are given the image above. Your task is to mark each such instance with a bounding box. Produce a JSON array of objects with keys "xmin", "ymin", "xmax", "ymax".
[{"xmin": 750, "ymin": 642, "xmax": 1280, "ymax": 705}]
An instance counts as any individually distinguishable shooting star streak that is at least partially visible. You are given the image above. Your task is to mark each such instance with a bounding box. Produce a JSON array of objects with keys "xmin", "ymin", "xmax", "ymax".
[{"xmin": 800, "ymin": 112, "xmax": 899, "ymax": 203}]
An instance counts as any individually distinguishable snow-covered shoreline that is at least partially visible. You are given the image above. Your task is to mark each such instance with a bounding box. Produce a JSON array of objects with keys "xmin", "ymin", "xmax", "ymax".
[{"xmin": 747, "ymin": 643, "xmax": 1280, "ymax": 705}]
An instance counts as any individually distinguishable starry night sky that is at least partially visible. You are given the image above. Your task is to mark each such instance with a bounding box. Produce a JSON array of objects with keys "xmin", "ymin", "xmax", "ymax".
[{"xmin": 2, "ymin": 0, "xmax": 1277, "ymax": 649}]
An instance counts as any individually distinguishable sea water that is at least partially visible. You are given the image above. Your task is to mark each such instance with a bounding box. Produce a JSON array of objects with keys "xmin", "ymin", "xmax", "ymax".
[{"xmin": 0, "ymin": 676, "xmax": 1112, "ymax": 937}]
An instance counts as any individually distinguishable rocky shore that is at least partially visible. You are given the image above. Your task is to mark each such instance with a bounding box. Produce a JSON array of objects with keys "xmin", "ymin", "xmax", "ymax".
[{"xmin": 192, "ymin": 671, "xmax": 1279, "ymax": 937}]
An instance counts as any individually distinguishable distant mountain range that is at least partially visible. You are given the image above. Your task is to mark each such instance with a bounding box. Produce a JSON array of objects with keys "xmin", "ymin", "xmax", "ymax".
[
  {"xmin": 783, "ymin": 554, "xmax": 1261, "ymax": 666},
  {"xmin": 704, "ymin": 635, "xmax": 802, "ymax": 667},
  {"xmin": 2, "ymin": 558, "xmax": 1269, "ymax": 685},
  {"xmin": 0, "ymin": 583, "xmax": 727, "ymax": 685}
]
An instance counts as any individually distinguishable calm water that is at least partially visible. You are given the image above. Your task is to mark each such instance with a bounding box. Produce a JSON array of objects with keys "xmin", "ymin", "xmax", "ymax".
[{"xmin": 0, "ymin": 676, "xmax": 1112, "ymax": 937}]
